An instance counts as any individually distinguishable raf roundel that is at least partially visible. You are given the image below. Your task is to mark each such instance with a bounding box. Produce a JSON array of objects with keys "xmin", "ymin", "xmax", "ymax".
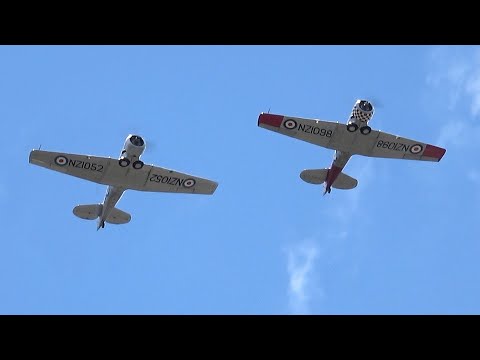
[
  {"xmin": 54, "ymin": 155, "xmax": 68, "ymax": 166},
  {"xmin": 283, "ymin": 119, "xmax": 298, "ymax": 130},
  {"xmin": 410, "ymin": 144, "xmax": 423, "ymax": 154},
  {"xmin": 183, "ymin": 178, "xmax": 196, "ymax": 188}
]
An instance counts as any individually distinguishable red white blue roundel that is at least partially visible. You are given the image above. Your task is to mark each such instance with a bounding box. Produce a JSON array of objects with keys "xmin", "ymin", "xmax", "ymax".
[
  {"xmin": 410, "ymin": 144, "xmax": 423, "ymax": 154},
  {"xmin": 283, "ymin": 119, "xmax": 297, "ymax": 130},
  {"xmin": 54, "ymin": 155, "xmax": 68, "ymax": 166},
  {"xmin": 183, "ymin": 178, "xmax": 196, "ymax": 188}
]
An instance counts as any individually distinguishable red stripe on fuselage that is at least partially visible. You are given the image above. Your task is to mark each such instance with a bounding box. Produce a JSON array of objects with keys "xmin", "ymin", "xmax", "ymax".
[
  {"xmin": 423, "ymin": 144, "xmax": 446, "ymax": 161},
  {"xmin": 258, "ymin": 113, "xmax": 284, "ymax": 128},
  {"xmin": 325, "ymin": 164, "xmax": 343, "ymax": 190}
]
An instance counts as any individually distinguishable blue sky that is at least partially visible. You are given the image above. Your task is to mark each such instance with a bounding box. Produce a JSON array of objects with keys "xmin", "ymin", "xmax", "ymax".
[{"xmin": 1, "ymin": 45, "xmax": 478, "ymax": 314}]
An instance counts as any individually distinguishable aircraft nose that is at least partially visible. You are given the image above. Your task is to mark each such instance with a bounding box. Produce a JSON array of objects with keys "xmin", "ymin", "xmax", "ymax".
[
  {"xmin": 359, "ymin": 100, "xmax": 373, "ymax": 112},
  {"xmin": 129, "ymin": 135, "xmax": 145, "ymax": 147}
]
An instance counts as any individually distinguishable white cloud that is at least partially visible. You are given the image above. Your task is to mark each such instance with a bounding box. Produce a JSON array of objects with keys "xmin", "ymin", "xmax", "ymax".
[
  {"xmin": 465, "ymin": 68, "xmax": 480, "ymax": 117},
  {"xmin": 426, "ymin": 47, "xmax": 480, "ymax": 148},
  {"xmin": 282, "ymin": 156, "xmax": 375, "ymax": 316},
  {"xmin": 427, "ymin": 56, "xmax": 470, "ymax": 111},
  {"xmin": 447, "ymin": 63, "xmax": 470, "ymax": 111},
  {"xmin": 329, "ymin": 157, "xmax": 375, "ymax": 223},
  {"xmin": 436, "ymin": 119, "xmax": 468, "ymax": 147},
  {"xmin": 285, "ymin": 241, "xmax": 320, "ymax": 315},
  {"xmin": 427, "ymin": 46, "xmax": 480, "ymax": 118}
]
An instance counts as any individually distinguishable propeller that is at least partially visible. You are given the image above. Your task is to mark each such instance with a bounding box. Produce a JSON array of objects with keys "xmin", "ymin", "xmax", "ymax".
[
  {"xmin": 365, "ymin": 96, "xmax": 384, "ymax": 109},
  {"xmin": 114, "ymin": 125, "xmax": 157, "ymax": 155}
]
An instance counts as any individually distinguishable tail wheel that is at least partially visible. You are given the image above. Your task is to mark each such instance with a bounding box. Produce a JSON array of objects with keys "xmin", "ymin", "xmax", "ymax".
[
  {"xmin": 360, "ymin": 126, "xmax": 372, "ymax": 135},
  {"xmin": 347, "ymin": 123, "xmax": 358, "ymax": 132},
  {"xmin": 132, "ymin": 160, "xmax": 144, "ymax": 170},
  {"xmin": 119, "ymin": 158, "xmax": 130, "ymax": 167}
]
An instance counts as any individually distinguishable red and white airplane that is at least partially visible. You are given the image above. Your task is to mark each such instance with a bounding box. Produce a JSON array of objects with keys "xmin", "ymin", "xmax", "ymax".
[{"xmin": 258, "ymin": 99, "xmax": 446, "ymax": 195}]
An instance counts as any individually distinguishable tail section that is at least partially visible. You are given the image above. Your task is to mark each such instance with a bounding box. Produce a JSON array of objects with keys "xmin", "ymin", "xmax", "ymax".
[
  {"xmin": 300, "ymin": 169, "xmax": 358, "ymax": 191},
  {"xmin": 331, "ymin": 172, "xmax": 357, "ymax": 190},
  {"xmin": 73, "ymin": 204, "xmax": 102, "ymax": 220},
  {"xmin": 73, "ymin": 204, "xmax": 130, "ymax": 229},
  {"xmin": 300, "ymin": 169, "xmax": 329, "ymax": 184},
  {"xmin": 106, "ymin": 208, "xmax": 131, "ymax": 225}
]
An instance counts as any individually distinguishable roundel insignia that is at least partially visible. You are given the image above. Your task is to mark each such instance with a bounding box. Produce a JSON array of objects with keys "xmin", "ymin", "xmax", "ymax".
[
  {"xmin": 183, "ymin": 178, "xmax": 196, "ymax": 188},
  {"xmin": 410, "ymin": 144, "xmax": 423, "ymax": 154},
  {"xmin": 283, "ymin": 119, "xmax": 298, "ymax": 130},
  {"xmin": 54, "ymin": 155, "xmax": 68, "ymax": 166}
]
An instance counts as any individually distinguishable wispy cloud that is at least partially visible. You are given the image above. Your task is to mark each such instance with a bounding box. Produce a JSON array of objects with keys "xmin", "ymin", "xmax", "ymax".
[
  {"xmin": 427, "ymin": 47, "xmax": 480, "ymax": 145},
  {"xmin": 435, "ymin": 117, "xmax": 480, "ymax": 150},
  {"xmin": 426, "ymin": 47, "xmax": 474, "ymax": 111},
  {"xmin": 427, "ymin": 56, "xmax": 470, "ymax": 111},
  {"xmin": 436, "ymin": 119, "xmax": 468, "ymax": 147},
  {"xmin": 285, "ymin": 241, "xmax": 320, "ymax": 315},
  {"xmin": 282, "ymin": 131, "xmax": 377, "ymax": 316},
  {"xmin": 465, "ymin": 66, "xmax": 480, "ymax": 117},
  {"xmin": 329, "ymin": 157, "xmax": 375, "ymax": 223}
]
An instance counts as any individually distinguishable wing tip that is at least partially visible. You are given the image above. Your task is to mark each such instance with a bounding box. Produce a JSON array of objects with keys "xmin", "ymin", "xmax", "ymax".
[
  {"xmin": 199, "ymin": 180, "xmax": 219, "ymax": 195},
  {"xmin": 424, "ymin": 144, "xmax": 446, "ymax": 162},
  {"xmin": 258, "ymin": 113, "xmax": 284, "ymax": 128},
  {"xmin": 29, "ymin": 149, "xmax": 42, "ymax": 165},
  {"xmin": 210, "ymin": 181, "xmax": 219, "ymax": 194}
]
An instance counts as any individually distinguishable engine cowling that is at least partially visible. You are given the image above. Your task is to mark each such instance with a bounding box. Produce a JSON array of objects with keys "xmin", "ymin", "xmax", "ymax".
[
  {"xmin": 346, "ymin": 100, "xmax": 374, "ymax": 134},
  {"xmin": 350, "ymin": 99, "xmax": 374, "ymax": 123},
  {"xmin": 120, "ymin": 134, "xmax": 146, "ymax": 159}
]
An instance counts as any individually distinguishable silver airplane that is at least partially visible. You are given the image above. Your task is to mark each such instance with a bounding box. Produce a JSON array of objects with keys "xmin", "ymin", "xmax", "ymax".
[{"xmin": 29, "ymin": 134, "xmax": 218, "ymax": 230}]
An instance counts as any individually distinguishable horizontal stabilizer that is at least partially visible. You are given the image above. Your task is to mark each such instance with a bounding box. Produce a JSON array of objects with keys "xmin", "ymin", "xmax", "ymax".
[
  {"xmin": 106, "ymin": 207, "xmax": 131, "ymax": 225},
  {"xmin": 332, "ymin": 172, "xmax": 358, "ymax": 190},
  {"xmin": 73, "ymin": 204, "xmax": 102, "ymax": 220},
  {"xmin": 300, "ymin": 168, "xmax": 358, "ymax": 190},
  {"xmin": 300, "ymin": 169, "xmax": 329, "ymax": 184}
]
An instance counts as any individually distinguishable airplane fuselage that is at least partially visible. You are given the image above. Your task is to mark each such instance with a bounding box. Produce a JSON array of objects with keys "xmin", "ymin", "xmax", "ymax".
[
  {"xmin": 97, "ymin": 186, "xmax": 126, "ymax": 230},
  {"xmin": 324, "ymin": 150, "xmax": 352, "ymax": 194},
  {"xmin": 323, "ymin": 100, "xmax": 374, "ymax": 194},
  {"xmin": 96, "ymin": 134, "xmax": 146, "ymax": 229}
]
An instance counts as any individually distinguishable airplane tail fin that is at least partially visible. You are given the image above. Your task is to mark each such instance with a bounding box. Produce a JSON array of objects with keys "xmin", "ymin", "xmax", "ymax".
[
  {"xmin": 105, "ymin": 207, "xmax": 131, "ymax": 225},
  {"xmin": 300, "ymin": 169, "xmax": 358, "ymax": 190},
  {"xmin": 73, "ymin": 204, "xmax": 103, "ymax": 220}
]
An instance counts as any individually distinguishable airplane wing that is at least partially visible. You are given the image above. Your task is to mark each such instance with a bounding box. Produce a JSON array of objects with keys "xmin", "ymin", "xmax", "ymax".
[
  {"xmin": 349, "ymin": 129, "xmax": 446, "ymax": 162},
  {"xmin": 258, "ymin": 113, "xmax": 346, "ymax": 151},
  {"xmin": 135, "ymin": 165, "xmax": 218, "ymax": 194},
  {"xmin": 29, "ymin": 150, "xmax": 114, "ymax": 184},
  {"xmin": 29, "ymin": 150, "xmax": 218, "ymax": 194},
  {"xmin": 258, "ymin": 113, "xmax": 445, "ymax": 162}
]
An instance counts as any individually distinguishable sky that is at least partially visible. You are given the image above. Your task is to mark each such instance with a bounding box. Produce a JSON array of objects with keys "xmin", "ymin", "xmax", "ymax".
[{"xmin": 1, "ymin": 45, "xmax": 479, "ymax": 315}]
